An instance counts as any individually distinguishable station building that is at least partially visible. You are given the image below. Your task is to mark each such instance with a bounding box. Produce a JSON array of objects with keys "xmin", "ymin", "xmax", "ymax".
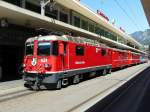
[
  {"xmin": 141, "ymin": 0, "xmax": 150, "ymax": 26},
  {"xmin": 0, "ymin": 0, "xmax": 144, "ymax": 81},
  {"xmin": 141, "ymin": 0, "xmax": 150, "ymax": 58}
]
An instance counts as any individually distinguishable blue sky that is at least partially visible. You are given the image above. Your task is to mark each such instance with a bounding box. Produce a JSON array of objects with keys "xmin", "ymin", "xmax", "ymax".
[{"xmin": 81, "ymin": 0, "xmax": 149, "ymax": 34}]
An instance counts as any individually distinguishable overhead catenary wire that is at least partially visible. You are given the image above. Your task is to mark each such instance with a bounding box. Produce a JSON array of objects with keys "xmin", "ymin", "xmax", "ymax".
[
  {"xmin": 114, "ymin": 0, "xmax": 145, "ymax": 45},
  {"xmin": 124, "ymin": 0, "xmax": 143, "ymax": 30},
  {"xmin": 114, "ymin": 0, "xmax": 141, "ymax": 31},
  {"xmin": 98, "ymin": 0, "xmax": 142, "ymax": 47}
]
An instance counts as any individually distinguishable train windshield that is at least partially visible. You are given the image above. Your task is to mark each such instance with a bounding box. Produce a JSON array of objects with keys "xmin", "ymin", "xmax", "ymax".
[
  {"xmin": 37, "ymin": 42, "xmax": 51, "ymax": 56},
  {"xmin": 25, "ymin": 43, "xmax": 34, "ymax": 55}
]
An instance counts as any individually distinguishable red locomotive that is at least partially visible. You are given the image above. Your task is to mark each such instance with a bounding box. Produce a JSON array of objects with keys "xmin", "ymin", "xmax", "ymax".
[{"xmin": 22, "ymin": 34, "xmax": 147, "ymax": 90}]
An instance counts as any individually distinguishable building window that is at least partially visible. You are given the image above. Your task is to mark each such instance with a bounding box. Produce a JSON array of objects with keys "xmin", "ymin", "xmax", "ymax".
[
  {"xmin": 89, "ymin": 24, "xmax": 95, "ymax": 33},
  {"xmin": 60, "ymin": 12, "xmax": 68, "ymax": 23},
  {"xmin": 81, "ymin": 20, "xmax": 88, "ymax": 30},
  {"xmin": 76, "ymin": 46, "xmax": 84, "ymax": 56},
  {"xmin": 26, "ymin": 1, "xmax": 40, "ymax": 13},
  {"xmin": 74, "ymin": 16, "xmax": 80, "ymax": 28},
  {"xmin": 105, "ymin": 31, "xmax": 109, "ymax": 38},
  {"xmin": 95, "ymin": 27, "xmax": 101, "ymax": 35},
  {"xmin": 45, "ymin": 8, "xmax": 58, "ymax": 19},
  {"xmin": 4, "ymin": 0, "xmax": 21, "ymax": 7},
  {"xmin": 112, "ymin": 35, "xmax": 117, "ymax": 41},
  {"xmin": 100, "ymin": 29, "xmax": 105, "ymax": 36}
]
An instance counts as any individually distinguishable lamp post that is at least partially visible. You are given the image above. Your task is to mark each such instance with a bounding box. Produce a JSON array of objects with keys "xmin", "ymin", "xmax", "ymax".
[{"xmin": 40, "ymin": 0, "xmax": 56, "ymax": 16}]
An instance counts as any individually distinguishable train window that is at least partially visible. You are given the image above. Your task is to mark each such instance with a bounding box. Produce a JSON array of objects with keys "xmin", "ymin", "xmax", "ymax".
[
  {"xmin": 101, "ymin": 49, "xmax": 107, "ymax": 56},
  {"xmin": 52, "ymin": 41, "xmax": 58, "ymax": 56},
  {"xmin": 37, "ymin": 42, "xmax": 51, "ymax": 56},
  {"xmin": 118, "ymin": 53, "xmax": 122, "ymax": 60},
  {"xmin": 76, "ymin": 46, "xmax": 84, "ymax": 56},
  {"xmin": 25, "ymin": 43, "xmax": 34, "ymax": 55}
]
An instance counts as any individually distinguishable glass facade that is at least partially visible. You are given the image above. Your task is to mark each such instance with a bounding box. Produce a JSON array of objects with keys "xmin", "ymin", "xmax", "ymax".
[
  {"xmin": 60, "ymin": 12, "xmax": 68, "ymax": 23},
  {"xmin": 74, "ymin": 16, "xmax": 80, "ymax": 28},
  {"xmin": 26, "ymin": 1, "xmax": 40, "ymax": 14},
  {"xmin": 81, "ymin": 20, "xmax": 88, "ymax": 30},
  {"xmin": 45, "ymin": 9, "xmax": 58, "ymax": 19},
  {"xmin": 3, "ymin": 0, "xmax": 21, "ymax": 7},
  {"xmin": 89, "ymin": 24, "xmax": 95, "ymax": 33}
]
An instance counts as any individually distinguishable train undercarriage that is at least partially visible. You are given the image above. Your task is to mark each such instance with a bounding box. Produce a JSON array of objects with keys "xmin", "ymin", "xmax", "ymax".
[{"xmin": 23, "ymin": 66, "xmax": 112, "ymax": 90}]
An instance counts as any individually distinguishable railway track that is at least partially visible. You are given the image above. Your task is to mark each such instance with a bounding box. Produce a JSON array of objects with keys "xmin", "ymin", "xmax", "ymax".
[{"xmin": 0, "ymin": 80, "xmax": 37, "ymax": 102}]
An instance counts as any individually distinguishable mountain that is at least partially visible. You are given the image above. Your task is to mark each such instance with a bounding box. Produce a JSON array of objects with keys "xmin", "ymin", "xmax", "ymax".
[{"xmin": 131, "ymin": 29, "xmax": 150, "ymax": 45}]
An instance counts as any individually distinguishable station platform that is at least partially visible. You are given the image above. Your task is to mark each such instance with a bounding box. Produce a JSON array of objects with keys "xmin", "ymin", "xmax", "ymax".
[
  {"xmin": 0, "ymin": 80, "xmax": 24, "ymax": 91},
  {"xmin": 0, "ymin": 62, "xmax": 149, "ymax": 112},
  {"xmin": 0, "ymin": 80, "xmax": 26, "ymax": 99}
]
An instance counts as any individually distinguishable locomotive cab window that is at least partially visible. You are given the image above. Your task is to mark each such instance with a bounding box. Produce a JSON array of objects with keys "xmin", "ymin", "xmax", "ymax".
[
  {"xmin": 76, "ymin": 46, "xmax": 84, "ymax": 56},
  {"xmin": 25, "ymin": 43, "xmax": 34, "ymax": 55},
  {"xmin": 37, "ymin": 42, "xmax": 51, "ymax": 56},
  {"xmin": 101, "ymin": 49, "xmax": 107, "ymax": 56}
]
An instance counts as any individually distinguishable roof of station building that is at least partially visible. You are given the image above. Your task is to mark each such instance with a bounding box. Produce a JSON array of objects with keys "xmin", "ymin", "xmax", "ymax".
[{"xmin": 0, "ymin": 0, "xmax": 146, "ymax": 54}]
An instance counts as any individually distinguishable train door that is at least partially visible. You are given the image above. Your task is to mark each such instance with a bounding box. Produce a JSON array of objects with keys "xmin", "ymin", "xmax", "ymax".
[
  {"xmin": 108, "ymin": 49, "xmax": 112, "ymax": 64},
  {"xmin": 128, "ymin": 51, "xmax": 131, "ymax": 65},
  {"xmin": 59, "ymin": 42, "xmax": 69, "ymax": 71},
  {"xmin": 63, "ymin": 42, "xmax": 69, "ymax": 70},
  {"xmin": 118, "ymin": 52, "xmax": 122, "ymax": 67},
  {"xmin": 101, "ymin": 48, "xmax": 107, "ymax": 65}
]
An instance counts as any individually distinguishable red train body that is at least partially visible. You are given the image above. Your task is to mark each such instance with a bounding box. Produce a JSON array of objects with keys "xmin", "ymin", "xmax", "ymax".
[{"xmin": 23, "ymin": 35, "xmax": 147, "ymax": 90}]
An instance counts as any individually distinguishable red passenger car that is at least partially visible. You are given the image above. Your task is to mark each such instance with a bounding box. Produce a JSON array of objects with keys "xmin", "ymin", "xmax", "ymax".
[
  {"xmin": 111, "ymin": 49, "xmax": 129, "ymax": 69},
  {"xmin": 131, "ymin": 52, "xmax": 141, "ymax": 65}
]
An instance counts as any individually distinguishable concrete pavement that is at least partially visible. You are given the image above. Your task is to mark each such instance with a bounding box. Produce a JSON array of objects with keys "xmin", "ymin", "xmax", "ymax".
[{"xmin": 0, "ymin": 63, "xmax": 149, "ymax": 112}]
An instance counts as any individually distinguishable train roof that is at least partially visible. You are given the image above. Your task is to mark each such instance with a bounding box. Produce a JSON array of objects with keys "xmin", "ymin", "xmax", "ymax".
[
  {"xmin": 26, "ymin": 35, "xmax": 68, "ymax": 43},
  {"xmin": 26, "ymin": 35, "xmax": 145, "ymax": 55},
  {"xmin": 26, "ymin": 35, "xmax": 107, "ymax": 47}
]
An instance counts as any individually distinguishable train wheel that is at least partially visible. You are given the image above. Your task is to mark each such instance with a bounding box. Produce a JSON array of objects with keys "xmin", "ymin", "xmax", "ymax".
[
  {"xmin": 73, "ymin": 75, "xmax": 80, "ymax": 84},
  {"xmin": 62, "ymin": 78, "xmax": 69, "ymax": 87},
  {"xmin": 102, "ymin": 69, "xmax": 107, "ymax": 76},
  {"xmin": 56, "ymin": 80, "xmax": 62, "ymax": 89}
]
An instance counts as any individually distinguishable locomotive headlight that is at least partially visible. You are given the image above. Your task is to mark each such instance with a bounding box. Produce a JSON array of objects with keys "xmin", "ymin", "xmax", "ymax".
[{"xmin": 44, "ymin": 64, "xmax": 51, "ymax": 69}]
